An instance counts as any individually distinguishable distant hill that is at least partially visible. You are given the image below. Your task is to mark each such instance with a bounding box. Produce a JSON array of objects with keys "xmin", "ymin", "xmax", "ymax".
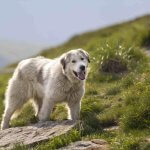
[
  {"xmin": 40, "ymin": 15, "xmax": 150, "ymax": 58},
  {"xmin": 0, "ymin": 56, "xmax": 8, "ymax": 68},
  {"xmin": 0, "ymin": 40, "xmax": 45, "ymax": 69}
]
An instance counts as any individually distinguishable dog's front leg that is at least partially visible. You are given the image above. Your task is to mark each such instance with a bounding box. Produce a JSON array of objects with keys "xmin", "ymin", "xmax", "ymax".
[
  {"xmin": 38, "ymin": 97, "xmax": 54, "ymax": 122},
  {"xmin": 67, "ymin": 100, "xmax": 81, "ymax": 121}
]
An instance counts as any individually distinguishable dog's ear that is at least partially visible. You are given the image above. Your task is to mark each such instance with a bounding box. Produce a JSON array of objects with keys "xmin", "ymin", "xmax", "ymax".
[
  {"xmin": 60, "ymin": 53, "xmax": 71, "ymax": 71},
  {"xmin": 60, "ymin": 55, "xmax": 66, "ymax": 71},
  {"xmin": 79, "ymin": 49, "xmax": 90, "ymax": 63}
]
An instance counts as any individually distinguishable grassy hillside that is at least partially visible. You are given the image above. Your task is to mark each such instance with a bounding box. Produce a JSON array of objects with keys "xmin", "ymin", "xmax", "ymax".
[{"xmin": 0, "ymin": 15, "xmax": 150, "ymax": 150}]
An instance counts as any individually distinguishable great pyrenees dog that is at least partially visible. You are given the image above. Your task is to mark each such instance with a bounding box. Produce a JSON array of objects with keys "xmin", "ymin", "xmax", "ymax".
[{"xmin": 1, "ymin": 49, "xmax": 90, "ymax": 130}]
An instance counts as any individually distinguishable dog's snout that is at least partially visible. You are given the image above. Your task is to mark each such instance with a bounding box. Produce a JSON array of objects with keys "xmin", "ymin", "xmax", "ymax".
[{"xmin": 80, "ymin": 65, "xmax": 85, "ymax": 71}]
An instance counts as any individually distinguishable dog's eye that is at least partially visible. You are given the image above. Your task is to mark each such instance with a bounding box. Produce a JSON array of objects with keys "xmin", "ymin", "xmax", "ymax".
[
  {"xmin": 81, "ymin": 57, "xmax": 84, "ymax": 61},
  {"xmin": 72, "ymin": 60, "xmax": 76, "ymax": 63}
]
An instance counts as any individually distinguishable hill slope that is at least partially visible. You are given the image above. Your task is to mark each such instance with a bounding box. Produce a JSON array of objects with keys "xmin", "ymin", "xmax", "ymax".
[{"xmin": 0, "ymin": 15, "xmax": 150, "ymax": 150}]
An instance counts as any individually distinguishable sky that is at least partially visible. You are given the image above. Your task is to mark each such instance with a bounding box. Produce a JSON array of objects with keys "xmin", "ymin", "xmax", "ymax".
[
  {"xmin": 0, "ymin": 0, "xmax": 150, "ymax": 68},
  {"xmin": 0, "ymin": 0, "xmax": 150, "ymax": 47}
]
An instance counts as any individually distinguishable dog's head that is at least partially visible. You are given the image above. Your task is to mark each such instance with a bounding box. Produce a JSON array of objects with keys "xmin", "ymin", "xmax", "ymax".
[{"xmin": 60, "ymin": 49, "xmax": 90, "ymax": 82}]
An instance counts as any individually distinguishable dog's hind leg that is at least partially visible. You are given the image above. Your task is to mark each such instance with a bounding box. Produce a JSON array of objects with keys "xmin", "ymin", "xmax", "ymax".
[
  {"xmin": 1, "ymin": 78, "xmax": 28, "ymax": 130},
  {"xmin": 1, "ymin": 103, "xmax": 18, "ymax": 130},
  {"xmin": 1, "ymin": 96, "xmax": 27, "ymax": 130}
]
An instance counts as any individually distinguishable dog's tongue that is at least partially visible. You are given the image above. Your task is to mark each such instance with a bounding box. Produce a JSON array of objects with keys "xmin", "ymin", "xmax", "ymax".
[{"xmin": 78, "ymin": 71, "xmax": 85, "ymax": 80}]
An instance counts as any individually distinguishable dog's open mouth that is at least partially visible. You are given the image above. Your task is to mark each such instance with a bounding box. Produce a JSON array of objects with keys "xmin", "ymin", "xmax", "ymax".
[{"xmin": 73, "ymin": 71, "xmax": 85, "ymax": 80}]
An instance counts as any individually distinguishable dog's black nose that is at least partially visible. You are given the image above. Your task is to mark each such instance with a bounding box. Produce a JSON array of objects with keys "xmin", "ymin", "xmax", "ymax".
[{"xmin": 80, "ymin": 65, "xmax": 85, "ymax": 71}]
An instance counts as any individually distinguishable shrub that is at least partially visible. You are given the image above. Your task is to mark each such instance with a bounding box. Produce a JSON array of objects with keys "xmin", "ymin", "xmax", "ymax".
[
  {"xmin": 98, "ymin": 42, "xmax": 128, "ymax": 73},
  {"xmin": 121, "ymin": 79, "xmax": 150, "ymax": 131},
  {"xmin": 80, "ymin": 98, "xmax": 105, "ymax": 134},
  {"xmin": 112, "ymin": 134, "xmax": 140, "ymax": 150},
  {"xmin": 95, "ymin": 40, "xmax": 148, "ymax": 73}
]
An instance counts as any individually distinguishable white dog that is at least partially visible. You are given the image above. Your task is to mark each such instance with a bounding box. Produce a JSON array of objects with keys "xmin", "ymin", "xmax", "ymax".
[{"xmin": 1, "ymin": 49, "xmax": 90, "ymax": 130}]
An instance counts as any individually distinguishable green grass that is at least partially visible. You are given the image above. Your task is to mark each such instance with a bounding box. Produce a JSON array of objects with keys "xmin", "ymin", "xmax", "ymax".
[{"xmin": 0, "ymin": 15, "xmax": 150, "ymax": 150}]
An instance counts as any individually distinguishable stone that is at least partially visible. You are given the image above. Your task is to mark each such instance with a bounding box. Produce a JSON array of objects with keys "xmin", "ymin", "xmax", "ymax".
[
  {"xmin": 91, "ymin": 139, "xmax": 108, "ymax": 145},
  {"xmin": 59, "ymin": 139, "xmax": 109, "ymax": 150},
  {"xmin": 103, "ymin": 126, "xmax": 119, "ymax": 131},
  {"xmin": 0, "ymin": 120, "xmax": 75, "ymax": 150}
]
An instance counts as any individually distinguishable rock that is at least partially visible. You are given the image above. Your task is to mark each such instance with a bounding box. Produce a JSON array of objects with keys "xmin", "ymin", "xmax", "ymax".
[
  {"xmin": 0, "ymin": 120, "xmax": 75, "ymax": 150},
  {"xmin": 59, "ymin": 139, "xmax": 109, "ymax": 150},
  {"xmin": 91, "ymin": 139, "xmax": 108, "ymax": 145},
  {"xmin": 103, "ymin": 126, "xmax": 119, "ymax": 131}
]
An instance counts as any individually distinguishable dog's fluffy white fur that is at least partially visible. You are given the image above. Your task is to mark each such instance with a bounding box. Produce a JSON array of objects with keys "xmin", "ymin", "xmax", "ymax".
[{"xmin": 1, "ymin": 49, "xmax": 90, "ymax": 130}]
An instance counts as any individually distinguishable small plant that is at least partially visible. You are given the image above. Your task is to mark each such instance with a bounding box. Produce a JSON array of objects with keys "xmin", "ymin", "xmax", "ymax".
[
  {"xmin": 86, "ymin": 89, "xmax": 98, "ymax": 95},
  {"xmin": 105, "ymin": 84, "xmax": 121, "ymax": 95},
  {"xmin": 98, "ymin": 43, "xmax": 128, "ymax": 73},
  {"xmin": 121, "ymin": 73, "xmax": 136, "ymax": 88}
]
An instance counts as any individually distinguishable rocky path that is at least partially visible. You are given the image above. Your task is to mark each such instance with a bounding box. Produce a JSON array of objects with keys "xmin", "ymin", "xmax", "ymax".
[
  {"xmin": 59, "ymin": 139, "xmax": 109, "ymax": 150},
  {"xmin": 0, "ymin": 120, "xmax": 75, "ymax": 150}
]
